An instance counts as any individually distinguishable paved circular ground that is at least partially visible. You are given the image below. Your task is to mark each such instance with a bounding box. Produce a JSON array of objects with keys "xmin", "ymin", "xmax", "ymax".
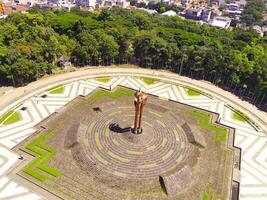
[
  {"xmin": 77, "ymin": 98, "xmax": 191, "ymax": 179},
  {"xmin": 1, "ymin": 69, "xmax": 265, "ymax": 200}
]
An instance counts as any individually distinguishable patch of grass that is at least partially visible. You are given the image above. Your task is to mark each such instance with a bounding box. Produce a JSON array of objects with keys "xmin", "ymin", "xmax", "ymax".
[
  {"xmin": 24, "ymin": 131, "xmax": 62, "ymax": 181},
  {"xmin": 185, "ymin": 86, "xmax": 213, "ymax": 98},
  {"xmin": 186, "ymin": 87, "xmax": 202, "ymax": 96},
  {"xmin": 96, "ymin": 76, "xmax": 112, "ymax": 83},
  {"xmin": 202, "ymin": 192, "xmax": 209, "ymax": 200},
  {"xmin": 0, "ymin": 110, "xmax": 20, "ymax": 125},
  {"xmin": 188, "ymin": 110, "xmax": 227, "ymax": 142},
  {"xmin": 90, "ymin": 87, "xmax": 133, "ymax": 102},
  {"xmin": 232, "ymin": 110, "xmax": 250, "ymax": 122},
  {"xmin": 233, "ymin": 112, "xmax": 246, "ymax": 122},
  {"xmin": 46, "ymin": 84, "xmax": 64, "ymax": 94},
  {"xmin": 227, "ymin": 104, "xmax": 259, "ymax": 130},
  {"xmin": 142, "ymin": 77, "xmax": 159, "ymax": 85}
]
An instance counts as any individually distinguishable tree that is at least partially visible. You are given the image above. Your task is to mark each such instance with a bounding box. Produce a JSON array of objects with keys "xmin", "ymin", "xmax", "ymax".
[
  {"xmin": 97, "ymin": 9, "xmax": 112, "ymax": 21},
  {"xmin": 10, "ymin": 59, "xmax": 38, "ymax": 86},
  {"xmin": 0, "ymin": 8, "xmax": 266, "ymax": 109},
  {"xmin": 241, "ymin": 0, "xmax": 265, "ymax": 26},
  {"xmin": 71, "ymin": 32, "xmax": 99, "ymax": 66},
  {"xmin": 93, "ymin": 30, "xmax": 119, "ymax": 65}
]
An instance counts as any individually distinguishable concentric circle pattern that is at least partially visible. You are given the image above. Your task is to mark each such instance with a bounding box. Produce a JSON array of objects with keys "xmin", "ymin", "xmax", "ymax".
[
  {"xmin": 76, "ymin": 97, "xmax": 191, "ymax": 179},
  {"xmin": 2, "ymin": 71, "xmax": 264, "ymax": 200}
]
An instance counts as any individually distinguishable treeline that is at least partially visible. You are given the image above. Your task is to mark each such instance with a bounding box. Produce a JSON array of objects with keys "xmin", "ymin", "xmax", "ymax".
[{"xmin": 0, "ymin": 7, "xmax": 266, "ymax": 109}]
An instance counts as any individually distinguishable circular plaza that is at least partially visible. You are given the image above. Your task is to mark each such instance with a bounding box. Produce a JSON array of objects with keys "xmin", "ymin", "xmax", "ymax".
[{"xmin": 0, "ymin": 68, "xmax": 266, "ymax": 200}]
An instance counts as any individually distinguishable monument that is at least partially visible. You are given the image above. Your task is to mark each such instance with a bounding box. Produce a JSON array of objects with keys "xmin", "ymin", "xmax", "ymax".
[{"xmin": 132, "ymin": 88, "xmax": 147, "ymax": 134}]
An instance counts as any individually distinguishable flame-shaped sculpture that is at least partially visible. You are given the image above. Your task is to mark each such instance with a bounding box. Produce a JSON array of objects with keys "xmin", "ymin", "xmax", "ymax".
[{"xmin": 132, "ymin": 88, "xmax": 147, "ymax": 134}]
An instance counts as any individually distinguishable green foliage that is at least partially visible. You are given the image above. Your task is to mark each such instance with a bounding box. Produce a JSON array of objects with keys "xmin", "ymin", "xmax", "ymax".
[
  {"xmin": 46, "ymin": 84, "xmax": 64, "ymax": 94},
  {"xmin": 146, "ymin": 2, "xmax": 182, "ymax": 13},
  {"xmin": 186, "ymin": 87, "xmax": 202, "ymax": 96},
  {"xmin": 186, "ymin": 86, "xmax": 212, "ymax": 97},
  {"xmin": 24, "ymin": 131, "xmax": 62, "ymax": 181},
  {"xmin": 96, "ymin": 76, "xmax": 112, "ymax": 83},
  {"xmin": 241, "ymin": 0, "xmax": 265, "ymax": 26},
  {"xmin": 232, "ymin": 109, "xmax": 254, "ymax": 124},
  {"xmin": 90, "ymin": 87, "xmax": 133, "ymax": 102},
  {"xmin": 0, "ymin": 110, "xmax": 20, "ymax": 125},
  {"xmin": 202, "ymin": 192, "xmax": 209, "ymax": 200},
  {"xmin": 142, "ymin": 77, "xmax": 159, "ymax": 85},
  {"xmin": 233, "ymin": 112, "xmax": 246, "ymax": 122},
  {"xmin": 189, "ymin": 110, "xmax": 227, "ymax": 142},
  {"xmin": 0, "ymin": 8, "xmax": 266, "ymax": 105}
]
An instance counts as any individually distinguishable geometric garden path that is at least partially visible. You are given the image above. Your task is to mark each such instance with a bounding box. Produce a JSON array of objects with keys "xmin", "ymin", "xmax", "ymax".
[{"xmin": 0, "ymin": 67, "xmax": 266, "ymax": 200}]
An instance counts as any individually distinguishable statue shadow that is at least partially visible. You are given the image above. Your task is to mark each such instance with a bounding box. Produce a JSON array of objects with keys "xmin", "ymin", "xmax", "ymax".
[{"xmin": 109, "ymin": 123, "xmax": 131, "ymax": 133}]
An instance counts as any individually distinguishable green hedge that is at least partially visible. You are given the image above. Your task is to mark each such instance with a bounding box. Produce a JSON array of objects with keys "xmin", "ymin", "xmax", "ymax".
[{"xmin": 24, "ymin": 131, "xmax": 62, "ymax": 181}]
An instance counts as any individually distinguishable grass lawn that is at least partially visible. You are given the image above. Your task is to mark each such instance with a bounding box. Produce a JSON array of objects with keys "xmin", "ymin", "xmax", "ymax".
[
  {"xmin": 90, "ymin": 87, "xmax": 133, "ymax": 102},
  {"xmin": 24, "ymin": 131, "xmax": 62, "ymax": 181},
  {"xmin": 186, "ymin": 87, "xmax": 202, "ymax": 96},
  {"xmin": 232, "ymin": 110, "xmax": 249, "ymax": 122},
  {"xmin": 96, "ymin": 76, "xmax": 112, "ymax": 83},
  {"xmin": 189, "ymin": 110, "xmax": 227, "ymax": 142},
  {"xmin": 0, "ymin": 110, "xmax": 20, "ymax": 125},
  {"xmin": 46, "ymin": 84, "xmax": 64, "ymax": 94},
  {"xmin": 202, "ymin": 192, "xmax": 209, "ymax": 200},
  {"xmin": 142, "ymin": 77, "xmax": 159, "ymax": 85}
]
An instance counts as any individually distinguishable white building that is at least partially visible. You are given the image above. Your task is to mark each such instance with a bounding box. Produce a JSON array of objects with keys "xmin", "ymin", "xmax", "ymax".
[
  {"xmin": 161, "ymin": 10, "xmax": 176, "ymax": 16},
  {"xmin": 211, "ymin": 17, "xmax": 231, "ymax": 29},
  {"xmin": 76, "ymin": 0, "xmax": 96, "ymax": 9}
]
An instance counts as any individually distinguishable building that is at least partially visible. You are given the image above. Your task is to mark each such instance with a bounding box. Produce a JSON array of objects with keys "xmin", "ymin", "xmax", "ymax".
[
  {"xmin": 1, "ymin": 4, "xmax": 29, "ymax": 15},
  {"xmin": 211, "ymin": 17, "xmax": 231, "ymax": 29},
  {"xmin": 181, "ymin": 0, "xmax": 189, "ymax": 8},
  {"xmin": 161, "ymin": 10, "xmax": 176, "ymax": 16},
  {"xmin": 0, "ymin": 14, "xmax": 8, "ymax": 18},
  {"xmin": 185, "ymin": 8, "xmax": 202, "ymax": 20},
  {"xmin": 161, "ymin": 0, "xmax": 172, "ymax": 4},
  {"xmin": 201, "ymin": 8, "xmax": 211, "ymax": 22},
  {"xmin": 103, "ymin": 0, "xmax": 114, "ymax": 7},
  {"xmin": 76, "ymin": 0, "xmax": 96, "ymax": 9},
  {"xmin": 224, "ymin": 2, "xmax": 243, "ymax": 17},
  {"xmin": 253, "ymin": 25, "xmax": 264, "ymax": 37},
  {"xmin": 47, "ymin": 0, "xmax": 67, "ymax": 5},
  {"xmin": 212, "ymin": 0, "xmax": 224, "ymax": 7}
]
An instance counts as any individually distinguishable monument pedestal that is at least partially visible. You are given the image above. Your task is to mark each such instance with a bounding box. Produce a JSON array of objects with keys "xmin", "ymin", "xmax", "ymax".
[{"xmin": 131, "ymin": 127, "xmax": 143, "ymax": 134}]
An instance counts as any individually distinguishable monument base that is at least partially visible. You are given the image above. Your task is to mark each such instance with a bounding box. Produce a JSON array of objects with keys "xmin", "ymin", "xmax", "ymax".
[{"xmin": 131, "ymin": 128, "xmax": 143, "ymax": 134}]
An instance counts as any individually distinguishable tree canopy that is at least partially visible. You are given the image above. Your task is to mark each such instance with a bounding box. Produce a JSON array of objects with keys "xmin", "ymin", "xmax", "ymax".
[
  {"xmin": 241, "ymin": 0, "xmax": 265, "ymax": 26},
  {"xmin": 0, "ymin": 7, "xmax": 266, "ymax": 109}
]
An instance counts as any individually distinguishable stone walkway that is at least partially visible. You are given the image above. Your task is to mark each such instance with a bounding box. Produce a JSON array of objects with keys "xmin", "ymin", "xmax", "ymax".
[{"xmin": 0, "ymin": 69, "xmax": 266, "ymax": 200}]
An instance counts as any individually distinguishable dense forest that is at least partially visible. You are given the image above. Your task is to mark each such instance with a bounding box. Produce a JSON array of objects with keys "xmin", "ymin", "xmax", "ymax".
[{"xmin": 0, "ymin": 7, "xmax": 266, "ymax": 109}]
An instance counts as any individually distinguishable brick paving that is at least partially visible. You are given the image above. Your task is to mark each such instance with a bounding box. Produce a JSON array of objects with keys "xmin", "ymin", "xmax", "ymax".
[
  {"xmin": 12, "ymin": 89, "xmax": 237, "ymax": 199},
  {"xmin": 1, "ymin": 70, "xmax": 265, "ymax": 199}
]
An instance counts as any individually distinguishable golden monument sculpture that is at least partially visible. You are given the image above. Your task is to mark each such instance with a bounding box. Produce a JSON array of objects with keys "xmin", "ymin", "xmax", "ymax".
[{"xmin": 132, "ymin": 88, "xmax": 147, "ymax": 134}]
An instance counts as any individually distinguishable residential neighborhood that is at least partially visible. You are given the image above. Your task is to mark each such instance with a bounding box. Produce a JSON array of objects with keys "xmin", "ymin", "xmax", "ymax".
[{"xmin": 0, "ymin": 0, "xmax": 266, "ymax": 34}]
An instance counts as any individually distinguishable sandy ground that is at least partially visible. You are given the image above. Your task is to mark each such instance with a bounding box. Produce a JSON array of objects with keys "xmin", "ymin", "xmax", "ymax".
[
  {"xmin": 0, "ymin": 66, "xmax": 266, "ymax": 130},
  {"xmin": 0, "ymin": 86, "xmax": 13, "ymax": 96}
]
